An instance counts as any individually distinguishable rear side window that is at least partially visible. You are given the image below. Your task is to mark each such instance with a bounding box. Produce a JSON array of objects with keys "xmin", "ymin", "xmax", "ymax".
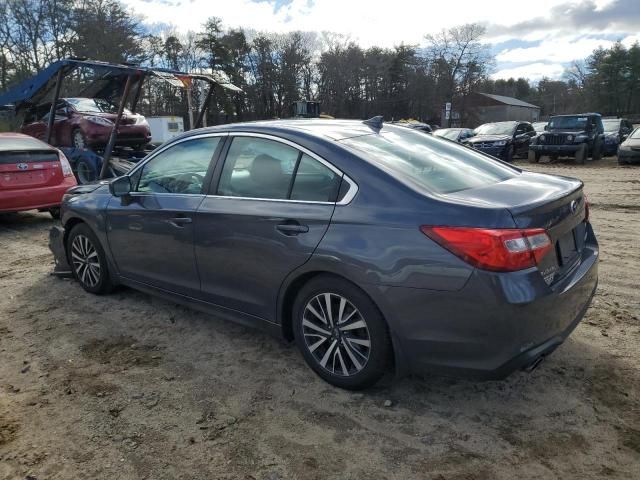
[
  {"xmin": 340, "ymin": 126, "xmax": 518, "ymax": 194},
  {"xmin": 136, "ymin": 136, "xmax": 221, "ymax": 194},
  {"xmin": 217, "ymin": 137, "xmax": 341, "ymax": 202}
]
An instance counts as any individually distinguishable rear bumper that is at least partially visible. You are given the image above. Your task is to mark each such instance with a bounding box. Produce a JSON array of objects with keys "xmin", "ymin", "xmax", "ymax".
[
  {"xmin": 368, "ymin": 223, "xmax": 599, "ymax": 379},
  {"xmin": 0, "ymin": 176, "xmax": 77, "ymax": 213},
  {"xmin": 530, "ymin": 144, "xmax": 582, "ymax": 154}
]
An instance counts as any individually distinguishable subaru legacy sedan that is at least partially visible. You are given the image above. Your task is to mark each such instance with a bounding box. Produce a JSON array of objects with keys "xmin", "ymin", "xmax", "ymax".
[{"xmin": 49, "ymin": 119, "xmax": 598, "ymax": 390}]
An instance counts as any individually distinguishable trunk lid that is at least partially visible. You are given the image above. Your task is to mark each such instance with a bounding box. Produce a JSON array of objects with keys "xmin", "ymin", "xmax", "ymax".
[
  {"xmin": 444, "ymin": 171, "xmax": 587, "ymax": 284},
  {"xmin": 0, "ymin": 149, "xmax": 64, "ymax": 190}
]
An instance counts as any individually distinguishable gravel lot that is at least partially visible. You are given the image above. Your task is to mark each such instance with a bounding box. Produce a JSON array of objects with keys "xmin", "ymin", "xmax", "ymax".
[{"xmin": 1, "ymin": 157, "xmax": 639, "ymax": 480}]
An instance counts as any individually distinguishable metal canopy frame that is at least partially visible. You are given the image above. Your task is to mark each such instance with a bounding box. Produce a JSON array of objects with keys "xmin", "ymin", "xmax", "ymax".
[{"xmin": 0, "ymin": 58, "xmax": 243, "ymax": 179}]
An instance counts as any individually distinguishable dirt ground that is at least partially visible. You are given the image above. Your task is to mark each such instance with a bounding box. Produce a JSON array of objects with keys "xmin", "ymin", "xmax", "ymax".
[{"xmin": 1, "ymin": 157, "xmax": 639, "ymax": 480}]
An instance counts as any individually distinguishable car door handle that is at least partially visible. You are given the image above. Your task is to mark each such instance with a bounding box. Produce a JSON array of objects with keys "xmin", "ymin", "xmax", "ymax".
[
  {"xmin": 276, "ymin": 223, "xmax": 309, "ymax": 235},
  {"xmin": 168, "ymin": 216, "xmax": 192, "ymax": 227}
]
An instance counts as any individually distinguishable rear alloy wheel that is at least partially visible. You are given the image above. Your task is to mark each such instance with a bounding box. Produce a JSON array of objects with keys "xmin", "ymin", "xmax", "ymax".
[
  {"xmin": 293, "ymin": 275, "xmax": 391, "ymax": 390},
  {"xmin": 67, "ymin": 224, "xmax": 113, "ymax": 294}
]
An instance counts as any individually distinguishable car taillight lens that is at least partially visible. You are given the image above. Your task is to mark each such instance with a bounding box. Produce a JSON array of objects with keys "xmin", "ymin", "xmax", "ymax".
[
  {"xmin": 58, "ymin": 150, "xmax": 74, "ymax": 177},
  {"xmin": 420, "ymin": 226, "xmax": 553, "ymax": 272}
]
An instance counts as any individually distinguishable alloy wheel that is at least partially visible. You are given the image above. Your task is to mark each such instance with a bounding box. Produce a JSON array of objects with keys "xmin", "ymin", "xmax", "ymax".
[
  {"xmin": 301, "ymin": 293, "xmax": 371, "ymax": 377},
  {"xmin": 71, "ymin": 234, "xmax": 101, "ymax": 287},
  {"xmin": 73, "ymin": 130, "xmax": 86, "ymax": 149}
]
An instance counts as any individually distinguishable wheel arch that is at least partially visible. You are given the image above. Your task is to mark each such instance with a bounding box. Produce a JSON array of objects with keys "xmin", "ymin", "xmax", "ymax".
[{"xmin": 277, "ymin": 269, "xmax": 400, "ymax": 372}]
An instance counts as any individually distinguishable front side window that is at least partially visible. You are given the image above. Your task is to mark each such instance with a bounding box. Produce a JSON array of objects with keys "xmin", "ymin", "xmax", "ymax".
[
  {"xmin": 217, "ymin": 137, "xmax": 341, "ymax": 202},
  {"xmin": 136, "ymin": 136, "xmax": 221, "ymax": 194},
  {"xmin": 340, "ymin": 125, "xmax": 518, "ymax": 195}
]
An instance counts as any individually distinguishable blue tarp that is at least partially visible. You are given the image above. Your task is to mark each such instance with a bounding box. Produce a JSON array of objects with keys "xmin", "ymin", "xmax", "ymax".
[{"xmin": 0, "ymin": 59, "xmax": 144, "ymax": 109}]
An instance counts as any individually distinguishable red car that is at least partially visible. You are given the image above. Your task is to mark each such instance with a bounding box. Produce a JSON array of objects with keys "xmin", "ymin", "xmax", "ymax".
[
  {"xmin": 0, "ymin": 133, "xmax": 77, "ymax": 218},
  {"xmin": 21, "ymin": 97, "xmax": 151, "ymax": 151}
]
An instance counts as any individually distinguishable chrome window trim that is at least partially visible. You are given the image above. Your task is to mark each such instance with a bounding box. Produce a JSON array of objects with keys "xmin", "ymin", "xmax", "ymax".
[
  {"xmin": 209, "ymin": 131, "xmax": 359, "ymax": 206},
  {"xmin": 126, "ymin": 132, "xmax": 229, "ymax": 178}
]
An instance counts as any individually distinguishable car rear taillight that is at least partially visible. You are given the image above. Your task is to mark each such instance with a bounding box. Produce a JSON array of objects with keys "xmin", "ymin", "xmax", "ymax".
[
  {"xmin": 58, "ymin": 150, "xmax": 74, "ymax": 177},
  {"xmin": 420, "ymin": 226, "xmax": 553, "ymax": 272}
]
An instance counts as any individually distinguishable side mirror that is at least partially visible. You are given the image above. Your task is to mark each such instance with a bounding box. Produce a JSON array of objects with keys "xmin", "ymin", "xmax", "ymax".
[
  {"xmin": 544, "ymin": 125, "xmax": 549, "ymax": 131},
  {"xmin": 109, "ymin": 176, "xmax": 132, "ymax": 197}
]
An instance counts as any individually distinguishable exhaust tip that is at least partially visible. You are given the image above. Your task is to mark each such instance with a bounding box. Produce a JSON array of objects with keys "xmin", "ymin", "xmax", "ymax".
[{"xmin": 523, "ymin": 355, "xmax": 545, "ymax": 373}]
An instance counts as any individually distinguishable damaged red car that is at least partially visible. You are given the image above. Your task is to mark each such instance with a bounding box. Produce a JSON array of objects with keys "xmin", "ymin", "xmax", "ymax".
[{"xmin": 21, "ymin": 97, "xmax": 151, "ymax": 151}]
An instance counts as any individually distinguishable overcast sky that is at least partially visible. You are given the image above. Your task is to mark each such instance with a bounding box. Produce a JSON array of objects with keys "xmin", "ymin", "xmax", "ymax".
[{"xmin": 124, "ymin": 0, "xmax": 640, "ymax": 81}]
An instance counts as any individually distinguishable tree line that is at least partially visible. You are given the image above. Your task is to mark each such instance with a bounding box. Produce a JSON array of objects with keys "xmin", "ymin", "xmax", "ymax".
[{"xmin": 1, "ymin": 0, "xmax": 639, "ymax": 127}]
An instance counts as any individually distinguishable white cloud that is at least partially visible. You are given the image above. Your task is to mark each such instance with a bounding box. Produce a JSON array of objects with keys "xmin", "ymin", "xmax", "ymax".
[
  {"xmin": 492, "ymin": 63, "xmax": 566, "ymax": 81},
  {"xmin": 122, "ymin": 0, "xmax": 640, "ymax": 80},
  {"xmin": 124, "ymin": 0, "xmax": 568, "ymax": 48},
  {"xmin": 496, "ymin": 36, "xmax": 616, "ymax": 64}
]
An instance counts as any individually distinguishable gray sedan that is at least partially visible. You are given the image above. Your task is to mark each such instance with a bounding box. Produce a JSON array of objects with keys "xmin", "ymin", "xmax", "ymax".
[{"xmin": 49, "ymin": 118, "xmax": 599, "ymax": 389}]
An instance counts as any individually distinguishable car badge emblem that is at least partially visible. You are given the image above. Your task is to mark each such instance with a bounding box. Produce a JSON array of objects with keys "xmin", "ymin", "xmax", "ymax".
[
  {"xmin": 570, "ymin": 199, "xmax": 578, "ymax": 214},
  {"xmin": 16, "ymin": 163, "xmax": 28, "ymax": 170}
]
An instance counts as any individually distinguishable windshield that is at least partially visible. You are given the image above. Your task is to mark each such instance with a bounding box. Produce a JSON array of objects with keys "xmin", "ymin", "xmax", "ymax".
[
  {"xmin": 630, "ymin": 128, "xmax": 640, "ymax": 139},
  {"xmin": 433, "ymin": 129, "xmax": 461, "ymax": 140},
  {"xmin": 548, "ymin": 116, "xmax": 589, "ymax": 130},
  {"xmin": 340, "ymin": 125, "xmax": 518, "ymax": 194},
  {"xmin": 532, "ymin": 122, "xmax": 547, "ymax": 133},
  {"xmin": 66, "ymin": 98, "xmax": 130, "ymax": 114},
  {"xmin": 474, "ymin": 123, "xmax": 516, "ymax": 136},
  {"xmin": 602, "ymin": 119, "xmax": 621, "ymax": 133}
]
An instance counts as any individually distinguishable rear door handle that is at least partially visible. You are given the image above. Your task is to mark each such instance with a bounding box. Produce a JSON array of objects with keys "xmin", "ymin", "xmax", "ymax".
[
  {"xmin": 168, "ymin": 216, "xmax": 192, "ymax": 227},
  {"xmin": 276, "ymin": 223, "xmax": 309, "ymax": 235}
]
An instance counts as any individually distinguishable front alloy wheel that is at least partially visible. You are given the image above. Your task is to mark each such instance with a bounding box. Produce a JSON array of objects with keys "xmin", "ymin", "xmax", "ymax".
[
  {"xmin": 302, "ymin": 293, "xmax": 371, "ymax": 377},
  {"xmin": 67, "ymin": 224, "xmax": 113, "ymax": 294},
  {"xmin": 71, "ymin": 234, "xmax": 101, "ymax": 288}
]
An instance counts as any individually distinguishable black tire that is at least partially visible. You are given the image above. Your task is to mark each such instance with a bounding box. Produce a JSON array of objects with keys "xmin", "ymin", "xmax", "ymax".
[
  {"xmin": 527, "ymin": 150, "xmax": 540, "ymax": 163},
  {"xmin": 66, "ymin": 223, "xmax": 113, "ymax": 294},
  {"xmin": 71, "ymin": 128, "xmax": 88, "ymax": 150},
  {"xmin": 505, "ymin": 145, "xmax": 514, "ymax": 163},
  {"xmin": 292, "ymin": 275, "xmax": 392, "ymax": 390},
  {"xmin": 48, "ymin": 207, "xmax": 61, "ymax": 219},
  {"xmin": 575, "ymin": 144, "xmax": 587, "ymax": 164},
  {"xmin": 76, "ymin": 159, "xmax": 97, "ymax": 184},
  {"xmin": 592, "ymin": 139, "xmax": 602, "ymax": 160}
]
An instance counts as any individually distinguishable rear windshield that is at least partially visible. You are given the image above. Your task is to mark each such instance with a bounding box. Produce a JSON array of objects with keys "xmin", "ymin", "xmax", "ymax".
[
  {"xmin": 340, "ymin": 126, "xmax": 518, "ymax": 194},
  {"xmin": 548, "ymin": 116, "xmax": 588, "ymax": 130},
  {"xmin": 0, "ymin": 151, "xmax": 58, "ymax": 164}
]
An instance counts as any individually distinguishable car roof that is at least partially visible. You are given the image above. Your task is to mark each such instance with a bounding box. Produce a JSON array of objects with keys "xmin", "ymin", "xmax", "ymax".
[
  {"xmin": 0, "ymin": 132, "xmax": 56, "ymax": 151},
  {"xmin": 551, "ymin": 113, "xmax": 601, "ymax": 117},
  {"xmin": 178, "ymin": 118, "xmax": 389, "ymax": 142}
]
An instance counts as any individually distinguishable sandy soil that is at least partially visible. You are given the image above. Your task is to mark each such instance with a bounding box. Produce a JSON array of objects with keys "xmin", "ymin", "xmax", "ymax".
[{"xmin": 1, "ymin": 157, "xmax": 639, "ymax": 480}]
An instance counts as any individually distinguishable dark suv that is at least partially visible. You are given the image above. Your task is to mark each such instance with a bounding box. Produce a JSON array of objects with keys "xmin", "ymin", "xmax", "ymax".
[
  {"xmin": 467, "ymin": 121, "xmax": 535, "ymax": 162},
  {"xmin": 529, "ymin": 113, "xmax": 604, "ymax": 164}
]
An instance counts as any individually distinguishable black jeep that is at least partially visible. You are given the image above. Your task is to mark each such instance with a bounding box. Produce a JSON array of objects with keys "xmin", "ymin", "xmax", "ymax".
[{"xmin": 528, "ymin": 113, "xmax": 605, "ymax": 164}]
